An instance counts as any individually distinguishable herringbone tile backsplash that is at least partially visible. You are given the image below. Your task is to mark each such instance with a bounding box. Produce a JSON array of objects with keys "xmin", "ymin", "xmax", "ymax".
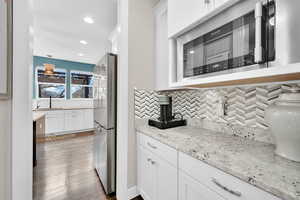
[{"xmin": 135, "ymin": 83, "xmax": 300, "ymax": 130}]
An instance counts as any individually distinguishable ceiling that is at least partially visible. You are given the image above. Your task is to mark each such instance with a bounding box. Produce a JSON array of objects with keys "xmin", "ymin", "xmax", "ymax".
[{"xmin": 33, "ymin": 0, "xmax": 117, "ymax": 64}]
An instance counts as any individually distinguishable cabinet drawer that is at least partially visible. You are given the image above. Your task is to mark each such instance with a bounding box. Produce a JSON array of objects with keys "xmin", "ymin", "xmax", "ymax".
[
  {"xmin": 138, "ymin": 132, "xmax": 177, "ymax": 167},
  {"xmin": 179, "ymin": 152, "xmax": 281, "ymax": 200}
]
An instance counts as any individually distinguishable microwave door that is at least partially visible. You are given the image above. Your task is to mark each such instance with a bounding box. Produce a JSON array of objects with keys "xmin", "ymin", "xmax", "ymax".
[{"xmin": 182, "ymin": 11, "xmax": 257, "ymax": 78}]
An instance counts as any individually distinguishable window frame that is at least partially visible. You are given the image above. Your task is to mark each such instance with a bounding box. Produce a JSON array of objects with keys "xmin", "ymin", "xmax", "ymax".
[
  {"xmin": 35, "ymin": 66, "xmax": 67, "ymax": 99},
  {"xmin": 70, "ymin": 70, "xmax": 94, "ymax": 100}
]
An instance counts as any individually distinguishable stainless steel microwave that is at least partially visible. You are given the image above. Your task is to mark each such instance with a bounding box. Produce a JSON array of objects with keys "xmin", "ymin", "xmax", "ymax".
[{"xmin": 175, "ymin": 0, "xmax": 300, "ymax": 81}]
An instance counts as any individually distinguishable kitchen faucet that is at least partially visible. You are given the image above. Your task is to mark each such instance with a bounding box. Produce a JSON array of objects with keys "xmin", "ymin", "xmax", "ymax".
[
  {"xmin": 36, "ymin": 101, "xmax": 41, "ymax": 110},
  {"xmin": 49, "ymin": 96, "xmax": 52, "ymax": 109}
]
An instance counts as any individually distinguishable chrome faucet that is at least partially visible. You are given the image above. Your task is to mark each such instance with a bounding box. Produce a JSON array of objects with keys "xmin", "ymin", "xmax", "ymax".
[{"xmin": 36, "ymin": 102, "xmax": 40, "ymax": 110}]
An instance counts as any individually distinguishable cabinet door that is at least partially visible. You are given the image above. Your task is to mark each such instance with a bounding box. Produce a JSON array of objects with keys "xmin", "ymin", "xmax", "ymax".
[
  {"xmin": 168, "ymin": 0, "xmax": 208, "ymax": 37},
  {"xmin": 138, "ymin": 147, "xmax": 155, "ymax": 200},
  {"xmin": 83, "ymin": 109, "xmax": 94, "ymax": 130},
  {"xmin": 64, "ymin": 110, "xmax": 83, "ymax": 132},
  {"xmin": 154, "ymin": 0, "xmax": 169, "ymax": 91},
  {"xmin": 179, "ymin": 171, "xmax": 225, "ymax": 200},
  {"xmin": 45, "ymin": 112, "xmax": 65, "ymax": 135},
  {"xmin": 153, "ymin": 154, "xmax": 178, "ymax": 200},
  {"xmin": 214, "ymin": 0, "xmax": 230, "ymax": 8}
]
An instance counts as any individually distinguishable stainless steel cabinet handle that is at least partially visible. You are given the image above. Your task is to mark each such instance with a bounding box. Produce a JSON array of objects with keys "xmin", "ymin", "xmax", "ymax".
[
  {"xmin": 254, "ymin": 2, "xmax": 263, "ymax": 63},
  {"xmin": 147, "ymin": 142, "xmax": 157, "ymax": 149},
  {"xmin": 211, "ymin": 178, "xmax": 242, "ymax": 197}
]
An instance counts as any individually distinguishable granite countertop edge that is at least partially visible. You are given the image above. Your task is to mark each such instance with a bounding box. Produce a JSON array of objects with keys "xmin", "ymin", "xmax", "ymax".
[
  {"xmin": 32, "ymin": 107, "xmax": 94, "ymax": 111},
  {"xmin": 33, "ymin": 113, "xmax": 46, "ymax": 122},
  {"xmin": 136, "ymin": 124, "xmax": 300, "ymax": 200}
]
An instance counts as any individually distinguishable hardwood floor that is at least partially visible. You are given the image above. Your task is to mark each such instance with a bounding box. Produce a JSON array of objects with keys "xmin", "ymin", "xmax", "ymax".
[{"xmin": 33, "ymin": 134, "xmax": 115, "ymax": 200}]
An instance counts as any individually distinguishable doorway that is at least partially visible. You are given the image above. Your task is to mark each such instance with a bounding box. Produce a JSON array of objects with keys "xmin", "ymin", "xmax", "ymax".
[{"xmin": 31, "ymin": 0, "xmax": 118, "ymax": 199}]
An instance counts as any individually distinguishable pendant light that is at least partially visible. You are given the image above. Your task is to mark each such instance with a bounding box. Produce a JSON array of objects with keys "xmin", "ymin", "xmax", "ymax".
[{"xmin": 44, "ymin": 63, "xmax": 55, "ymax": 75}]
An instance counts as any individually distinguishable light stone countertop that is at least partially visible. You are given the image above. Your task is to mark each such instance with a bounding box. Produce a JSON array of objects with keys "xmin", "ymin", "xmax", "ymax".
[
  {"xmin": 32, "ymin": 107, "xmax": 94, "ymax": 112},
  {"xmin": 33, "ymin": 112, "xmax": 45, "ymax": 121},
  {"xmin": 136, "ymin": 122, "xmax": 300, "ymax": 200}
]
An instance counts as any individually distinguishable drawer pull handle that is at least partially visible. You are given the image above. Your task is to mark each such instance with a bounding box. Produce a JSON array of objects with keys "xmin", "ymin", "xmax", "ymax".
[
  {"xmin": 147, "ymin": 142, "xmax": 157, "ymax": 149},
  {"xmin": 212, "ymin": 178, "xmax": 242, "ymax": 197}
]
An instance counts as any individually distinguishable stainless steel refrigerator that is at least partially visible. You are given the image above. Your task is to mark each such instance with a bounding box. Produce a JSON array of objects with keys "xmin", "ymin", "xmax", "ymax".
[{"xmin": 93, "ymin": 53, "xmax": 117, "ymax": 195}]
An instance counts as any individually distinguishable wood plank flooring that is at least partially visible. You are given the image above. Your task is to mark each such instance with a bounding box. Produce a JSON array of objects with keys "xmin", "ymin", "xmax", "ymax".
[{"xmin": 33, "ymin": 133, "xmax": 115, "ymax": 200}]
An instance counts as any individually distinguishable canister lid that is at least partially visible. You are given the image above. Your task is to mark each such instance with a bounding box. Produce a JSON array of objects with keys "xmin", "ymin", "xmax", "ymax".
[{"xmin": 158, "ymin": 95, "xmax": 171, "ymax": 105}]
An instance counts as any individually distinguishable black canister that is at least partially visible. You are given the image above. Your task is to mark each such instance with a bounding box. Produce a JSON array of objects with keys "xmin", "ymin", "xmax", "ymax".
[{"xmin": 158, "ymin": 95, "xmax": 172, "ymax": 122}]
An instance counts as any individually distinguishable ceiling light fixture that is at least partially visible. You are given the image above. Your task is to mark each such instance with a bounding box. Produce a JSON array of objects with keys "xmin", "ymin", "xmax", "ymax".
[
  {"xmin": 83, "ymin": 16, "xmax": 94, "ymax": 24},
  {"xmin": 44, "ymin": 63, "xmax": 55, "ymax": 75},
  {"xmin": 78, "ymin": 53, "xmax": 84, "ymax": 57},
  {"xmin": 80, "ymin": 40, "xmax": 88, "ymax": 45}
]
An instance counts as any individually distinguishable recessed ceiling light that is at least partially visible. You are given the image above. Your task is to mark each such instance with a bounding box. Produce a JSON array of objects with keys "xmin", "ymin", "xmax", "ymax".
[
  {"xmin": 83, "ymin": 16, "xmax": 94, "ymax": 24},
  {"xmin": 189, "ymin": 50, "xmax": 195, "ymax": 54},
  {"xmin": 80, "ymin": 40, "xmax": 88, "ymax": 45},
  {"xmin": 78, "ymin": 53, "xmax": 84, "ymax": 57}
]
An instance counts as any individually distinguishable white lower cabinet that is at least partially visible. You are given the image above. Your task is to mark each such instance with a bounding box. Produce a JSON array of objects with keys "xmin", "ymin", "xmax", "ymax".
[
  {"xmin": 179, "ymin": 152, "xmax": 281, "ymax": 200},
  {"xmin": 64, "ymin": 110, "xmax": 83, "ymax": 133},
  {"xmin": 45, "ymin": 109, "xmax": 94, "ymax": 135},
  {"xmin": 138, "ymin": 147, "xmax": 155, "ymax": 200},
  {"xmin": 45, "ymin": 111, "xmax": 65, "ymax": 134},
  {"xmin": 179, "ymin": 171, "xmax": 225, "ymax": 200},
  {"xmin": 137, "ymin": 132, "xmax": 282, "ymax": 200},
  {"xmin": 138, "ymin": 133, "xmax": 178, "ymax": 200},
  {"xmin": 153, "ymin": 153, "xmax": 178, "ymax": 200},
  {"xmin": 83, "ymin": 109, "xmax": 94, "ymax": 130}
]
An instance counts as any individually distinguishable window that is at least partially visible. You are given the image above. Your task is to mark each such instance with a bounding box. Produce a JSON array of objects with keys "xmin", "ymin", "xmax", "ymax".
[
  {"xmin": 71, "ymin": 71, "xmax": 93, "ymax": 99},
  {"xmin": 37, "ymin": 68, "xmax": 66, "ymax": 98}
]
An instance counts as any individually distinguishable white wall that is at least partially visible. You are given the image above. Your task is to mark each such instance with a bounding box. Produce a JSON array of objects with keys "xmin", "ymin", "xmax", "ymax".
[
  {"xmin": 11, "ymin": 0, "xmax": 33, "ymax": 199},
  {"xmin": 127, "ymin": 0, "xmax": 159, "ymax": 189},
  {"xmin": 0, "ymin": 0, "xmax": 33, "ymax": 200},
  {"xmin": 116, "ymin": 0, "xmax": 129, "ymax": 199}
]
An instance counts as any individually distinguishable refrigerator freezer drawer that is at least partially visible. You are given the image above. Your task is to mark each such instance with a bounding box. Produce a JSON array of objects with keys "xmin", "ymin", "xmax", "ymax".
[{"xmin": 94, "ymin": 127, "xmax": 116, "ymax": 194}]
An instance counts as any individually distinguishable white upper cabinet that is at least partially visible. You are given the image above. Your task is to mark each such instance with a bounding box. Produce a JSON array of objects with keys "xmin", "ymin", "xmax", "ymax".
[
  {"xmin": 154, "ymin": 0, "xmax": 170, "ymax": 91},
  {"xmin": 168, "ymin": 0, "xmax": 233, "ymax": 38},
  {"xmin": 168, "ymin": 0, "xmax": 208, "ymax": 38},
  {"xmin": 168, "ymin": 0, "xmax": 300, "ymax": 88}
]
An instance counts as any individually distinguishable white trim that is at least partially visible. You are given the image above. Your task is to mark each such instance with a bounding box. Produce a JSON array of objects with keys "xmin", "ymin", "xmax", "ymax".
[
  {"xmin": 127, "ymin": 186, "xmax": 139, "ymax": 200},
  {"xmin": 170, "ymin": 62, "xmax": 300, "ymax": 88},
  {"xmin": 11, "ymin": 0, "xmax": 33, "ymax": 199},
  {"xmin": 116, "ymin": 0, "xmax": 129, "ymax": 199},
  {"xmin": 70, "ymin": 69, "xmax": 94, "ymax": 75},
  {"xmin": 35, "ymin": 66, "xmax": 67, "ymax": 100},
  {"xmin": 70, "ymin": 70, "xmax": 94, "ymax": 99}
]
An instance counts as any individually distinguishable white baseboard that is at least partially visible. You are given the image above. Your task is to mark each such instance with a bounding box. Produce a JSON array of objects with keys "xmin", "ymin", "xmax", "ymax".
[{"xmin": 128, "ymin": 186, "xmax": 139, "ymax": 199}]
